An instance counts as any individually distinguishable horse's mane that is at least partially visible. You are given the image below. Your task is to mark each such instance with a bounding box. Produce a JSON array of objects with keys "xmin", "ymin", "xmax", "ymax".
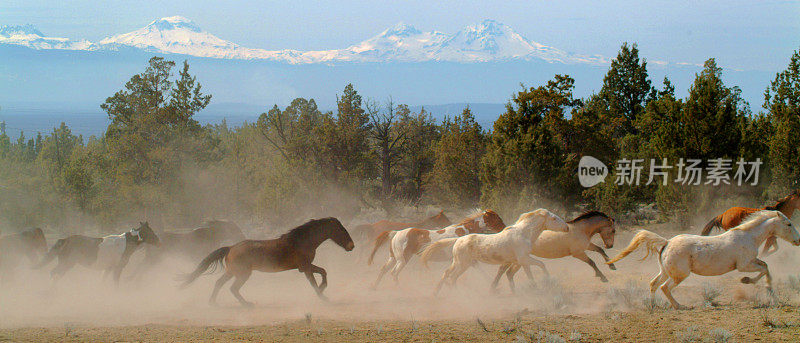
[
  {"xmin": 284, "ymin": 218, "xmax": 335, "ymax": 243},
  {"xmin": 567, "ymin": 210, "xmax": 609, "ymax": 224},
  {"xmin": 730, "ymin": 210, "xmax": 779, "ymax": 231},
  {"xmin": 765, "ymin": 190, "xmax": 800, "ymax": 211},
  {"xmin": 459, "ymin": 209, "xmax": 486, "ymax": 225}
]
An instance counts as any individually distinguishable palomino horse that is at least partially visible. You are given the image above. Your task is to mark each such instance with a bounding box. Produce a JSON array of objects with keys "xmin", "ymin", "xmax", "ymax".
[
  {"xmin": 368, "ymin": 209, "xmax": 506, "ymax": 289},
  {"xmin": 180, "ymin": 217, "xmax": 354, "ymax": 307},
  {"xmin": 701, "ymin": 190, "xmax": 800, "ymax": 256},
  {"xmin": 0, "ymin": 228, "xmax": 47, "ymax": 281},
  {"xmin": 609, "ymin": 210, "xmax": 800, "ymax": 309},
  {"xmin": 36, "ymin": 222, "xmax": 160, "ymax": 284},
  {"xmin": 422, "ymin": 209, "xmax": 569, "ymax": 295},
  {"xmin": 352, "ymin": 211, "xmax": 451, "ymax": 241},
  {"xmin": 494, "ymin": 211, "xmax": 616, "ymax": 290}
]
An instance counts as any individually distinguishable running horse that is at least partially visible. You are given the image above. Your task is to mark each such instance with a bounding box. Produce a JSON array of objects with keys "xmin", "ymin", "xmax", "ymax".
[
  {"xmin": 36, "ymin": 222, "xmax": 160, "ymax": 284},
  {"xmin": 130, "ymin": 220, "xmax": 247, "ymax": 279},
  {"xmin": 368, "ymin": 209, "xmax": 506, "ymax": 289},
  {"xmin": 352, "ymin": 211, "xmax": 451, "ymax": 241},
  {"xmin": 421, "ymin": 209, "xmax": 569, "ymax": 295},
  {"xmin": 701, "ymin": 190, "xmax": 800, "ymax": 256},
  {"xmin": 0, "ymin": 228, "xmax": 47, "ymax": 282},
  {"xmin": 493, "ymin": 210, "xmax": 616, "ymax": 290},
  {"xmin": 180, "ymin": 217, "xmax": 354, "ymax": 307},
  {"xmin": 609, "ymin": 210, "xmax": 800, "ymax": 309}
]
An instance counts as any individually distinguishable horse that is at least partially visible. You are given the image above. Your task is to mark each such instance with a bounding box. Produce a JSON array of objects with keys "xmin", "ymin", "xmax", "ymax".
[
  {"xmin": 493, "ymin": 211, "xmax": 616, "ymax": 290},
  {"xmin": 368, "ymin": 209, "xmax": 506, "ymax": 289},
  {"xmin": 129, "ymin": 220, "xmax": 247, "ymax": 280},
  {"xmin": 180, "ymin": 217, "xmax": 354, "ymax": 307},
  {"xmin": 0, "ymin": 228, "xmax": 47, "ymax": 281},
  {"xmin": 36, "ymin": 222, "xmax": 160, "ymax": 284},
  {"xmin": 608, "ymin": 210, "xmax": 800, "ymax": 309},
  {"xmin": 352, "ymin": 211, "xmax": 451, "ymax": 241},
  {"xmin": 421, "ymin": 209, "xmax": 569, "ymax": 295},
  {"xmin": 700, "ymin": 190, "xmax": 800, "ymax": 256}
]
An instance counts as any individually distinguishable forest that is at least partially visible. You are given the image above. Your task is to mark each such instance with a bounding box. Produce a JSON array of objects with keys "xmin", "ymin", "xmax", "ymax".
[{"xmin": 1, "ymin": 43, "xmax": 799, "ymax": 231}]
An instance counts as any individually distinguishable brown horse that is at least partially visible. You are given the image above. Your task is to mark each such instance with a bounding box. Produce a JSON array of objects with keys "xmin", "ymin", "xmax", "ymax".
[
  {"xmin": 352, "ymin": 211, "xmax": 451, "ymax": 241},
  {"xmin": 701, "ymin": 190, "xmax": 800, "ymax": 255},
  {"xmin": 180, "ymin": 217, "xmax": 354, "ymax": 307},
  {"xmin": 0, "ymin": 228, "xmax": 47, "ymax": 281}
]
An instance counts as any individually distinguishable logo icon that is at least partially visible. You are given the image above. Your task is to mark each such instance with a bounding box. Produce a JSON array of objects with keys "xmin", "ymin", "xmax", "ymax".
[{"xmin": 578, "ymin": 156, "xmax": 608, "ymax": 188}]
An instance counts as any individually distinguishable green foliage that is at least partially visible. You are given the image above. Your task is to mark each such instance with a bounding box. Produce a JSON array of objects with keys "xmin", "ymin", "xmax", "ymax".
[
  {"xmin": 767, "ymin": 49, "xmax": 800, "ymax": 196},
  {"xmin": 429, "ymin": 108, "xmax": 486, "ymax": 208}
]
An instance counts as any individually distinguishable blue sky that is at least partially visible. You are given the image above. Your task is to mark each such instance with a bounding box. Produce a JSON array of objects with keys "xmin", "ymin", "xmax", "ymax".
[{"xmin": 2, "ymin": 0, "xmax": 798, "ymax": 71}]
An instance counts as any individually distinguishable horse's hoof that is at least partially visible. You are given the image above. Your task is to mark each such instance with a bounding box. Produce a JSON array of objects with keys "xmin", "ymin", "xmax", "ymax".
[
  {"xmin": 608, "ymin": 264, "xmax": 617, "ymax": 271},
  {"xmin": 741, "ymin": 277, "xmax": 752, "ymax": 284},
  {"xmin": 600, "ymin": 277, "xmax": 609, "ymax": 283},
  {"xmin": 241, "ymin": 302, "xmax": 255, "ymax": 308}
]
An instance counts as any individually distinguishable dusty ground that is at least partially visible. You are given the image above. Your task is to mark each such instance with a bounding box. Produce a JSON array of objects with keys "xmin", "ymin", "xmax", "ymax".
[{"xmin": 2, "ymin": 225, "xmax": 800, "ymax": 342}]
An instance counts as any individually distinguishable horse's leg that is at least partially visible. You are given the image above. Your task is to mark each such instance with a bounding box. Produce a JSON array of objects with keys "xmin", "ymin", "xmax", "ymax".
[
  {"xmin": 588, "ymin": 243, "xmax": 616, "ymax": 270},
  {"xmin": 308, "ymin": 264, "xmax": 328, "ymax": 292},
  {"xmin": 112, "ymin": 255, "xmax": 133, "ymax": 287},
  {"xmin": 303, "ymin": 269, "xmax": 328, "ymax": 301},
  {"xmin": 491, "ymin": 264, "xmax": 511, "ymax": 293},
  {"xmin": 210, "ymin": 273, "xmax": 233, "ymax": 306},
  {"xmin": 738, "ymin": 259, "xmax": 772, "ymax": 292},
  {"xmin": 389, "ymin": 257, "xmax": 409, "ymax": 285},
  {"xmin": 761, "ymin": 236, "xmax": 778, "ymax": 257},
  {"xmin": 505, "ymin": 265, "xmax": 521, "ymax": 294},
  {"xmin": 572, "ymin": 252, "xmax": 608, "ymax": 282},
  {"xmin": 660, "ymin": 276, "xmax": 687, "ymax": 310},
  {"xmin": 230, "ymin": 271, "xmax": 254, "ymax": 307},
  {"xmin": 649, "ymin": 271, "xmax": 669, "ymax": 295},
  {"xmin": 371, "ymin": 256, "xmax": 395, "ymax": 289}
]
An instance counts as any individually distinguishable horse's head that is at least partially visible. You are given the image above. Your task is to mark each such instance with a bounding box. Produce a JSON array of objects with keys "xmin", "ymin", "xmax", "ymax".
[
  {"xmin": 133, "ymin": 221, "xmax": 161, "ymax": 246},
  {"xmin": 429, "ymin": 211, "xmax": 451, "ymax": 228},
  {"xmin": 324, "ymin": 217, "xmax": 354, "ymax": 251},
  {"xmin": 773, "ymin": 212, "xmax": 800, "ymax": 246},
  {"xmin": 22, "ymin": 227, "xmax": 48, "ymax": 254},
  {"xmin": 598, "ymin": 217, "xmax": 616, "ymax": 249},
  {"xmin": 540, "ymin": 209, "xmax": 569, "ymax": 232},
  {"xmin": 482, "ymin": 210, "xmax": 506, "ymax": 233}
]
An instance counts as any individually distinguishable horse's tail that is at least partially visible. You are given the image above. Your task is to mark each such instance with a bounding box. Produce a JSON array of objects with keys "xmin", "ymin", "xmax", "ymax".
[
  {"xmin": 607, "ymin": 230, "xmax": 668, "ymax": 264},
  {"xmin": 179, "ymin": 246, "xmax": 230, "ymax": 288},
  {"xmin": 368, "ymin": 230, "xmax": 396, "ymax": 265},
  {"xmin": 34, "ymin": 238, "xmax": 65, "ymax": 269},
  {"xmin": 419, "ymin": 238, "xmax": 459, "ymax": 268},
  {"xmin": 700, "ymin": 215, "xmax": 722, "ymax": 236}
]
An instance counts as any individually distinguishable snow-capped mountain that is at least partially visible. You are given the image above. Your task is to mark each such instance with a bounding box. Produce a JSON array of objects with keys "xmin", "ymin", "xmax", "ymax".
[
  {"xmin": 0, "ymin": 24, "xmax": 95, "ymax": 50},
  {"xmin": 2, "ymin": 16, "xmax": 606, "ymax": 65}
]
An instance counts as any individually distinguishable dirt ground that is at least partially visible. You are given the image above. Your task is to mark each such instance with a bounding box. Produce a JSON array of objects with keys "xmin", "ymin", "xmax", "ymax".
[{"xmin": 3, "ymin": 224, "xmax": 800, "ymax": 342}]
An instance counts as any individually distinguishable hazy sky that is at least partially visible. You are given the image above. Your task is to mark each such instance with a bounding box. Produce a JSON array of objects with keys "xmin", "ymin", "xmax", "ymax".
[{"xmin": 1, "ymin": 0, "xmax": 798, "ymax": 71}]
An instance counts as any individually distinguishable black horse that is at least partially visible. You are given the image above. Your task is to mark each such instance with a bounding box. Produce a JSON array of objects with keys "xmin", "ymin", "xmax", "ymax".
[
  {"xmin": 36, "ymin": 222, "xmax": 160, "ymax": 284},
  {"xmin": 0, "ymin": 228, "xmax": 47, "ymax": 282}
]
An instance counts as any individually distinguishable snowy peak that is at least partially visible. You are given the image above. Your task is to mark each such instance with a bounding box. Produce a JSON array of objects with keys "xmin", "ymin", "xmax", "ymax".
[
  {"xmin": 0, "ymin": 24, "xmax": 94, "ymax": 50},
  {"xmin": 0, "ymin": 24, "xmax": 45, "ymax": 37},
  {"xmin": 3, "ymin": 16, "xmax": 607, "ymax": 65}
]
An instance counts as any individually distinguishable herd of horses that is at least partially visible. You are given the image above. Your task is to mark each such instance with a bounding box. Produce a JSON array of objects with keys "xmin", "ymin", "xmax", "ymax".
[{"xmin": 1, "ymin": 190, "xmax": 800, "ymax": 310}]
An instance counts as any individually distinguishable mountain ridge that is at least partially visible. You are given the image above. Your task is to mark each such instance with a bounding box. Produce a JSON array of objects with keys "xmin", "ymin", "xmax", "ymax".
[{"xmin": 0, "ymin": 16, "xmax": 606, "ymax": 65}]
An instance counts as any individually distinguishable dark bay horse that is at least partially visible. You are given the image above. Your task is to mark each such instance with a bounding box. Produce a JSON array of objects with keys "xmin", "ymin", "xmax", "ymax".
[
  {"xmin": 701, "ymin": 190, "xmax": 800, "ymax": 256},
  {"xmin": 36, "ymin": 222, "xmax": 160, "ymax": 284},
  {"xmin": 180, "ymin": 217, "xmax": 354, "ymax": 307},
  {"xmin": 0, "ymin": 228, "xmax": 47, "ymax": 281},
  {"xmin": 352, "ymin": 211, "xmax": 451, "ymax": 241}
]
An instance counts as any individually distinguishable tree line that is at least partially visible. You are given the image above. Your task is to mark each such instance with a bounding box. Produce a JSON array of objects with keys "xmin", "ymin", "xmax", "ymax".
[{"xmin": 1, "ymin": 43, "xmax": 799, "ymax": 231}]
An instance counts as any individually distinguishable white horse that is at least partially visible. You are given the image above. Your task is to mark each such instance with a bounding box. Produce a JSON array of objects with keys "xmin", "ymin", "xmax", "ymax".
[
  {"xmin": 608, "ymin": 210, "xmax": 800, "ymax": 309},
  {"xmin": 423, "ymin": 208, "xmax": 569, "ymax": 295},
  {"xmin": 495, "ymin": 211, "xmax": 616, "ymax": 290},
  {"xmin": 368, "ymin": 210, "xmax": 506, "ymax": 289}
]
